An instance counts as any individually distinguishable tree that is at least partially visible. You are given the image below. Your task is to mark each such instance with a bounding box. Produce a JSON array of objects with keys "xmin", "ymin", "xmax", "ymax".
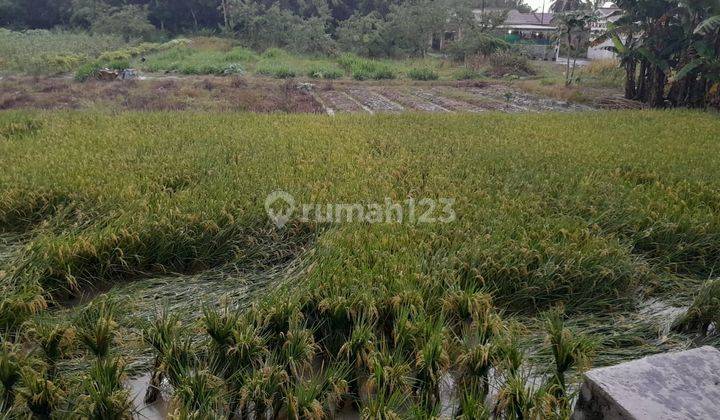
[
  {"xmin": 387, "ymin": 0, "xmax": 448, "ymax": 56},
  {"xmin": 597, "ymin": 0, "xmax": 720, "ymax": 108},
  {"xmin": 336, "ymin": 11, "xmax": 392, "ymax": 57},
  {"xmin": 555, "ymin": 10, "xmax": 595, "ymax": 86},
  {"xmin": 91, "ymin": 4, "xmax": 156, "ymax": 41}
]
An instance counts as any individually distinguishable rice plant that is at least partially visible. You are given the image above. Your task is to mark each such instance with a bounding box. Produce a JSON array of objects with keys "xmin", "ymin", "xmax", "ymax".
[
  {"xmin": 281, "ymin": 325, "xmax": 319, "ymax": 380},
  {"xmin": 0, "ymin": 110, "xmax": 718, "ymax": 417},
  {"xmin": 364, "ymin": 347, "xmax": 412, "ymax": 399},
  {"xmin": 673, "ymin": 279, "xmax": 720, "ymax": 336},
  {"xmin": 414, "ymin": 318, "xmax": 449, "ymax": 410},
  {"xmin": 74, "ymin": 297, "xmax": 119, "ymax": 359},
  {"xmin": 240, "ymin": 360, "xmax": 289, "ymax": 419},
  {"xmin": 284, "ymin": 375, "xmax": 325, "ymax": 420},
  {"xmin": 360, "ymin": 390, "xmax": 405, "ymax": 420},
  {"xmin": 25, "ymin": 322, "xmax": 73, "ymax": 377},
  {"xmin": 543, "ymin": 307, "xmax": 595, "ymax": 398},
  {"xmin": 170, "ymin": 368, "xmax": 226, "ymax": 419},
  {"xmin": 339, "ymin": 317, "xmax": 377, "ymax": 402},
  {"xmin": 142, "ymin": 309, "xmax": 182, "ymax": 404},
  {"xmin": 0, "ymin": 340, "xmax": 25, "ymax": 409},
  {"xmin": 15, "ymin": 367, "xmax": 64, "ymax": 418},
  {"xmin": 77, "ymin": 357, "xmax": 133, "ymax": 420},
  {"xmin": 455, "ymin": 388, "xmax": 490, "ymax": 420}
]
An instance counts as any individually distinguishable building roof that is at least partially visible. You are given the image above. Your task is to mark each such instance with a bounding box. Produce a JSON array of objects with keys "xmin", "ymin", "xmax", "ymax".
[
  {"xmin": 472, "ymin": 8, "xmax": 556, "ymax": 28},
  {"xmin": 504, "ymin": 9, "xmax": 555, "ymax": 26}
]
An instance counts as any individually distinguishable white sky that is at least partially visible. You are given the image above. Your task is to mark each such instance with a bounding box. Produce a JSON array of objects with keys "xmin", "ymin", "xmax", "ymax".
[{"xmin": 525, "ymin": 0, "xmax": 551, "ymax": 13}]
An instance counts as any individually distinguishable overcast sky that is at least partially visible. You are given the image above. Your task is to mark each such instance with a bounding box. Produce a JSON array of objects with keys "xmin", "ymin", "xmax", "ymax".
[{"xmin": 525, "ymin": 0, "xmax": 551, "ymax": 12}]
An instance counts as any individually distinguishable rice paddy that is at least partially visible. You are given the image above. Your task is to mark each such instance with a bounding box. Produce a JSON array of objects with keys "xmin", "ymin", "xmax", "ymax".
[{"xmin": 0, "ymin": 110, "xmax": 719, "ymax": 417}]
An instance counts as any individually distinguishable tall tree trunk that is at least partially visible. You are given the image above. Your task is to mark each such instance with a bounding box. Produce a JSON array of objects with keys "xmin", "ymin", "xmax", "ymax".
[
  {"xmin": 648, "ymin": 65, "xmax": 666, "ymax": 108},
  {"xmin": 221, "ymin": 0, "xmax": 230, "ymax": 32},
  {"xmin": 624, "ymin": 59, "xmax": 636, "ymax": 99},
  {"xmin": 565, "ymin": 32, "xmax": 572, "ymax": 86},
  {"xmin": 635, "ymin": 59, "xmax": 648, "ymax": 102}
]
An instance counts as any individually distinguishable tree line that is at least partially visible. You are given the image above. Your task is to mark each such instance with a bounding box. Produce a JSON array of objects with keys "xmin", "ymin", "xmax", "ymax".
[
  {"xmin": 0, "ymin": 0, "xmax": 526, "ymax": 36},
  {"xmin": 602, "ymin": 0, "xmax": 720, "ymax": 108}
]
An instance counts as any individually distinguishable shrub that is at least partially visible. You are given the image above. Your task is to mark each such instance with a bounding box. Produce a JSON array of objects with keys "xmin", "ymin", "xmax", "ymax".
[
  {"xmin": 262, "ymin": 47, "xmax": 287, "ymax": 59},
  {"xmin": 222, "ymin": 63, "xmax": 245, "ymax": 75},
  {"xmin": 75, "ymin": 61, "xmax": 102, "ymax": 81},
  {"xmin": 307, "ymin": 66, "xmax": 344, "ymax": 80},
  {"xmin": 256, "ymin": 64, "xmax": 296, "ymax": 79},
  {"xmin": 407, "ymin": 68, "xmax": 439, "ymax": 81},
  {"xmin": 446, "ymin": 33, "xmax": 509, "ymax": 62},
  {"xmin": 106, "ymin": 59, "xmax": 130, "ymax": 71},
  {"xmin": 484, "ymin": 51, "xmax": 535, "ymax": 77},
  {"xmin": 224, "ymin": 47, "xmax": 258, "ymax": 62},
  {"xmin": 453, "ymin": 68, "xmax": 483, "ymax": 80},
  {"xmin": 46, "ymin": 54, "xmax": 88, "ymax": 73},
  {"xmin": 576, "ymin": 59, "xmax": 624, "ymax": 88},
  {"xmin": 338, "ymin": 54, "xmax": 395, "ymax": 80}
]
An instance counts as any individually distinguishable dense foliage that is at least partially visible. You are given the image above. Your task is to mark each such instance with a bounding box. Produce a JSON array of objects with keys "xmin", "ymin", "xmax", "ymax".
[
  {"xmin": 0, "ymin": 0, "xmax": 531, "ymax": 57},
  {"xmin": 599, "ymin": 0, "xmax": 720, "ymax": 108}
]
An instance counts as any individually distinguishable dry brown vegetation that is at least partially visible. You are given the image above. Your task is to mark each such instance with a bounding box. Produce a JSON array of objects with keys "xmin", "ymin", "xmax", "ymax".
[{"xmin": 0, "ymin": 76, "xmax": 323, "ymax": 113}]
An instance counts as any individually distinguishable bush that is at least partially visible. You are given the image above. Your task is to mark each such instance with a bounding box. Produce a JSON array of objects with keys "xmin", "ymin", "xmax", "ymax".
[
  {"xmin": 222, "ymin": 63, "xmax": 245, "ymax": 75},
  {"xmin": 107, "ymin": 59, "xmax": 130, "ymax": 71},
  {"xmin": 224, "ymin": 47, "xmax": 258, "ymax": 62},
  {"xmin": 575, "ymin": 59, "xmax": 624, "ymax": 88},
  {"xmin": 407, "ymin": 68, "xmax": 439, "ymax": 81},
  {"xmin": 484, "ymin": 51, "xmax": 535, "ymax": 77},
  {"xmin": 446, "ymin": 33, "xmax": 509, "ymax": 62},
  {"xmin": 338, "ymin": 54, "xmax": 396, "ymax": 80},
  {"xmin": 453, "ymin": 68, "xmax": 484, "ymax": 80},
  {"xmin": 75, "ymin": 61, "xmax": 102, "ymax": 81},
  {"xmin": 256, "ymin": 64, "xmax": 296, "ymax": 79},
  {"xmin": 307, "ymin": 66, "xmax": 344, "ymax": 79},
  {"xmin": 262, "ymin": 48, "xmax": 287, "ymax": 59}
]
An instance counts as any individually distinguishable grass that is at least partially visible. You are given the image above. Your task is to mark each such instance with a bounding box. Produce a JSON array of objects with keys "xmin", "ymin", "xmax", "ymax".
[
  {"xmin": 136, "ymin": 39, "xmax": 461, "ymax": 81},
  {"xmin": 407, "ymin": 68, "xmax": 439, "ymax": 81},
  {"xmin": 0, "ymin": 110, "xmax": 718, "ymax": 416},
  {"xmin": 0, "ymin": 29, "xmax": 130, "ymax": 75}
]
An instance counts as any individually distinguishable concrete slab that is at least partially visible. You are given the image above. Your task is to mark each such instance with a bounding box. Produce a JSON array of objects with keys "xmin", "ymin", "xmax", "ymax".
[{"xmin": 573, "ymin": 346, "xmax": 720, "ymax": 420}]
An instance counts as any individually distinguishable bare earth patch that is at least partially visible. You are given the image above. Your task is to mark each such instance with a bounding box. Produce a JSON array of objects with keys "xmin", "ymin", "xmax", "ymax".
[{"xmin": 0, "ymin": 76, "xmax": 599, "ymax": 114}]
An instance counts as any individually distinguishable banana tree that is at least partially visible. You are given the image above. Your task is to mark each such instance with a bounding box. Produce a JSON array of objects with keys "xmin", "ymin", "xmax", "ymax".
[
  {"xmin": 670, "ymin": 6, "xmax": 720, "ymax": 107},
  {"xmin": 555, "ymin": 10, "xmax": 596, "ymax": 86}
]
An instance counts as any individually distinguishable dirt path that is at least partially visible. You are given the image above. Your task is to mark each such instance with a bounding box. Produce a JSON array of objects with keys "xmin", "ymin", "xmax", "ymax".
[
  {"xmin": 346, "ymin": 88, "xmax": 405, "ymax": 113},
  {"xmin": 376, "ymin": 87, "xmax": 450, "ymax": 113}
]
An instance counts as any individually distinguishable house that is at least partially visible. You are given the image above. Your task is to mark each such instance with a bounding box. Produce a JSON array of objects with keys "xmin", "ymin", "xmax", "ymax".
[
  {"xmin": 587, "ymin": 2, "xmax": 622, "ymax": 60},
  {"xmin": 472, "ymin": 9, "xmax": 558, "ymax": 60}
]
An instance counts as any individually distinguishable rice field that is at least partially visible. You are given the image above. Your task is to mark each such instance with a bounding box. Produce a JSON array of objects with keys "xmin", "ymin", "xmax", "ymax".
[
  {"xmin": 0, "ymin": 110, "xmax": 719, "ymax": 417},
  {"xmin": 0, "ymin": 29, "xmax": 130, "ymax": 75}
]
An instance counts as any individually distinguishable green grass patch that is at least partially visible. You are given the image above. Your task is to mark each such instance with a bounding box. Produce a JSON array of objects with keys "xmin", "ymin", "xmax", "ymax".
[
  {"xmin": 338, "ymin": 54, "xmax": 397, "ymax": 80},
  {"xmin": 407, "ymin": 67, "xmax": 439, "ymax": 81},
  {"xmin": 307, "ymin": 65, "xmax": 344, "ymax": 79},
  {"xmin": 255, "ymin": 63, "xmax": 297, "ymax": 79},
  {"xmin": 0, "ymin": 29, "xmax": 130, "ymax": 75}
]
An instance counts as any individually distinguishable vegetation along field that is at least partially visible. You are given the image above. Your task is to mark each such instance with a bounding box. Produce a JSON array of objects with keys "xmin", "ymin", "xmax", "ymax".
[{"xmin": 0, "ymin": 109, "xmax": 719, "ymax": 418}]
